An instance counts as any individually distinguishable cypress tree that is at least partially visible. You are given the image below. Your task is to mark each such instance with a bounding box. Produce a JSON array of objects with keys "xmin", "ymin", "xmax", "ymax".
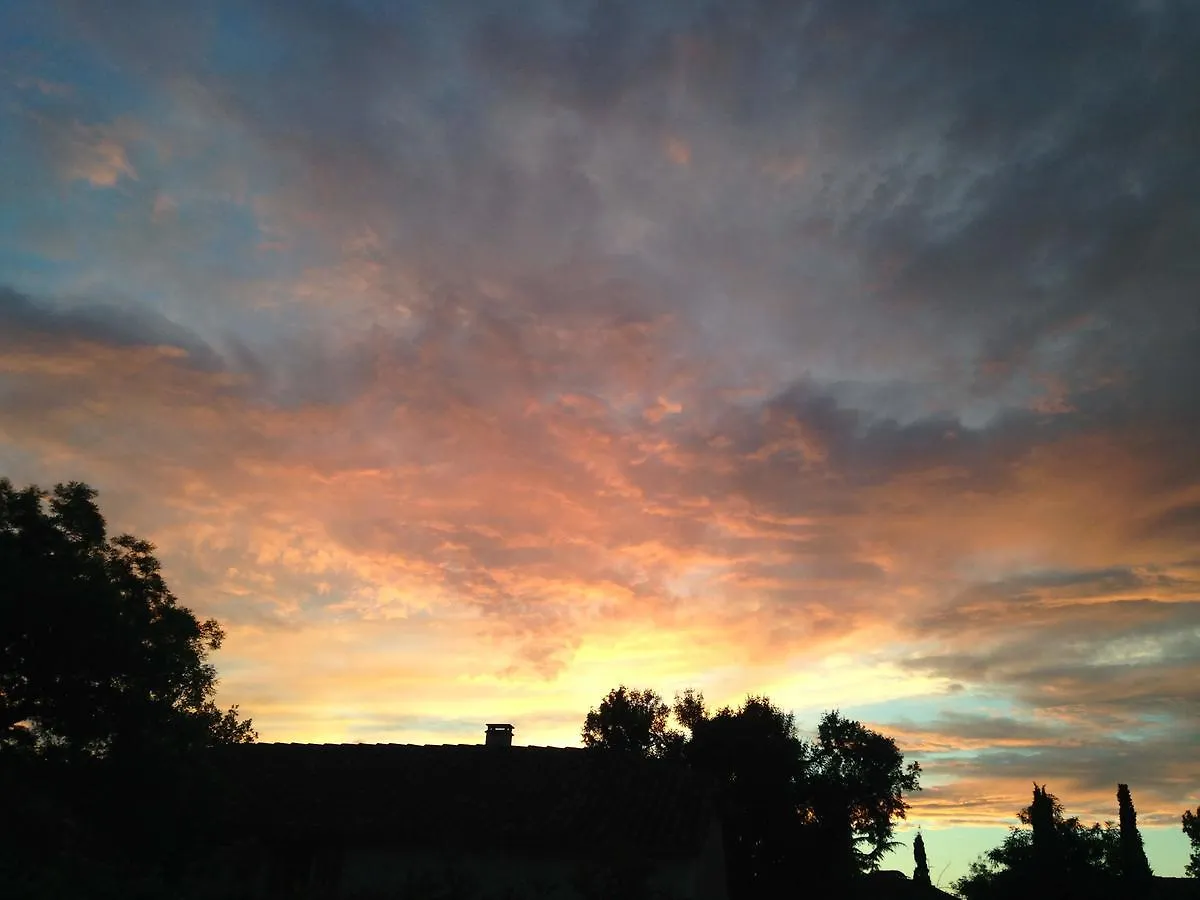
[
  {"xmin": 1030, "ymin": 783, "xmax": 1057, "ymax": 866},
  {"xmin": 1116, "ymin": 784, "xmax": 1152, "ymax": 879},
  {"xmin": 913, "ymin": 830, "xmax": 932, "ymax": 887}
]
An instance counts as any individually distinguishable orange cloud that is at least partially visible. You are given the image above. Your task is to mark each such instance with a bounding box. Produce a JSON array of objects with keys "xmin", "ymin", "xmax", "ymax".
[{"xmin": 665, "ymin": 136, "xmax": 692, "ymax": 166}]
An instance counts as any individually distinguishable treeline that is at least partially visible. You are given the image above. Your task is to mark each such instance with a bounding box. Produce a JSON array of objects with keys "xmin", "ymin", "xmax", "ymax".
[
  {"xmin": 1, "ymin": 479, "xmax": 255, "ymax": 898},
  {"xmin": 578, "ymin": 686, "xmax": 1200, "ymax": 898},
  {"xmin": 578, "ymin": 686, "xmax": 923, "ymax": 897},
  {"xmin": 955, "ymin": 783, "xmax": 1200, "ymax": 899}
]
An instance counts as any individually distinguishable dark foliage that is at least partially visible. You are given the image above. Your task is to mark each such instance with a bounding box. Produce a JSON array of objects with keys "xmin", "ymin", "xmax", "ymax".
[
  {"xmin": 912, "ymin": 831, "xmax": 931, "ymax": 887},
  {"xmin": 0, "ymin": 478, "xmax": 255, "ymax": 897},
  {"xmin": 1029, "ymin": 783, "xmax": 1059, "ymax": 871},
  {"xmin": 954, "ymin": 784, "xmax": 1134, "ymax": 900},
  {"xmin": 0, "ymin": 478, "xmax": 254, "ymax": 756},
  {"xmin": 683, "ymin": 694, "xmax": 806, "ymax": 898},
  {"xmin": 799, "ymin": 710, "xmax": 922, "ymax": 877},
  {"xmin": 581, "ymin": 685, "xmax": 674, "ymax": 757},
  {"xmin": 672, "ymin": 688, "xmax": 707, "ymax": 733},
  {"xmin": 1116, "ymin": 784, "xmax": 1152, "ymax": 880},
  {"xmin": 1184, "ymin": 807, "xmax": 1200, "ymax": 878},
  {"xmin": 583, "ymin": 687, "xmax": 922, "ymax": 897}
]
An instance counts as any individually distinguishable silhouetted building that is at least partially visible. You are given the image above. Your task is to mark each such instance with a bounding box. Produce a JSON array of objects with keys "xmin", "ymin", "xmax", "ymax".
[
  {"xmin": 212, "ymin": 725, "xmax": 727, "ymax": 899},
  {"xmin": 860, "ymin": 870, "xmax": 956, "ymax": 899}
]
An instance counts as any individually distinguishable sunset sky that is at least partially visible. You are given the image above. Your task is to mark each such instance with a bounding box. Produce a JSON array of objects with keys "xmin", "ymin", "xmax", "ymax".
[{"xmin": 2, "ymin": 0, "xmax": 1198, "ymax": 881}]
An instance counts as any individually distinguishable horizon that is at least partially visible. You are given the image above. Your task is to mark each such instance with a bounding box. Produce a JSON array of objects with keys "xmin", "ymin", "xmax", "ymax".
[
  {"xmin": 2, "ymin": 0, "xmax": 1198, "ymax": 887},
  {"xmin": 235, "ymin": 715, "xmax": 1194, "ymax": 882}
]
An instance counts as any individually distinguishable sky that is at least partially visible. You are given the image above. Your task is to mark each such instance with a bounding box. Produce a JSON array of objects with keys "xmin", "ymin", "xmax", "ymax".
[{"xmin": 2, "ymin": 0, "xmax": 1199, "ymax": 882}]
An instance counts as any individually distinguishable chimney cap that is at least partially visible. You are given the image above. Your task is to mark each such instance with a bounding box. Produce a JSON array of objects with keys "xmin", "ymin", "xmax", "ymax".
[{"xmin": 485, "ymin": 723, "xmax": 514, "ymax": 749}]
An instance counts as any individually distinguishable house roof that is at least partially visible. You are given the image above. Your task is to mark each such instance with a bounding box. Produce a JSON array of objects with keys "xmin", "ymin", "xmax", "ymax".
[
  {"xmin": 215, "ymin": 742, "xmax": 717, "ymax": 861},
  {"xmin": 859, "ymin": 872, "xmax": 956, "ymax": 899}
]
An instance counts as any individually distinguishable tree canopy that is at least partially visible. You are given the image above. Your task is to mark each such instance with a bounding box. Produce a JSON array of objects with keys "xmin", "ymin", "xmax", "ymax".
[
  {"xmin": 0, "ymin": 478, "xmax": 254, "ymax": 757},
  {"xmin": 2, "ymin": 477, "xmax": 256, "ymax": 896},
  {"xmin": 799, "ymin": 709, "xmax": 921, "ymax": 874},
  {"xmin": 681, "ymin": 693, "xmax": 807, "ymax": 896},
  {"xmin": 952, "ymin": 784, "xmax": 1149, "ymax": 899},
  {"xmin": 1184, "ymin": 807, "xmax": 1200, "ymax": 878},
  {"xmin": 581, "ymin": 685, "xmax": 673, "ymax": 756},
  {"xmin": 581, "ymin": 686, "xmax": 922, "ymax": 895}
]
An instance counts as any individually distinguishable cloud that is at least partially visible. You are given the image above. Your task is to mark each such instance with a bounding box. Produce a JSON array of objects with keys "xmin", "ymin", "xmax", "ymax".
[
  {"xmin": 2, "ymin": 0, "xmax": 1199, "ymax": 862},
  {"xmin": 0, "ymin": 285, "xmax": 211, "ymax": 357},
  {"xmin": 23, "ymin": 115, "xmax": 140, "ymax": 186},
  {"xmin": 61, "ymin": 128, "xmax": 136, "ymax": 185}
]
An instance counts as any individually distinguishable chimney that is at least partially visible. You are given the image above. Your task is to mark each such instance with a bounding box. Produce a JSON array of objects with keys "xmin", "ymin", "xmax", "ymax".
[{"xmin": 485, "ymin": 723, "xmax": 513, "ymax": 749}]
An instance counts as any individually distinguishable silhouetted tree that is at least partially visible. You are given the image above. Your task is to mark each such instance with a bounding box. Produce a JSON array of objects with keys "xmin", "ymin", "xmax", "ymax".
[
  {"xmin": 954, "ymin": 785, "xmax": 1121, "ymax": 900},
  {"xmin": 913, "ymin": 830, "xmax": 931, "ymax": 887},
  {"xmin": 583, "ymin": 689, "xmax": 922, "ymax": 895},
  {"xmin": 683, "ymin": 694, "xmax": 805, "ymax": 899},
  {"xmin": 1, "ymin": 479, "xmax": 255, "ymax": 757},
  {"xmin": 0, "ymin": 478, "xmax": 255, "ymax": 894},
  {"xmin": 672, "ymin": 688, "xmax": 707, "ymax": 733},
  {"xmin": 1115, "ymin": 784, "xmax": 1152, "ymax": 880},
  {"xmin": 582, "ymin": 686, "xmax": 674, "ymax": 756},
  {"xmin": 1183, "ymin": 807, "xmax": 1200, "ymax": 878},
  {"xmin": 798, "ymin": 710, "xmax": 922, "ymax": 879},
  {"xmin": 1029, "ymin": 783, "xmax": 1059, "ymax": 872}
]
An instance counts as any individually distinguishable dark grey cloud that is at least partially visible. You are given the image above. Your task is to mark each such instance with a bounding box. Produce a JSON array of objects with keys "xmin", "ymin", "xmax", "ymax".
[
  {"xmin": 0, "ymin": 285, "xmax": 355, "ymax": 412},
  {"xmin": 1142, "ymin": 503, "xmax": 1200, "ymax": 544},
  {"xmin": 894, "ymin": 711, "xmax": 1072, "ymax": 747},
  {"xmin": 906, "ymin": 596, "xmax": 1200, "ymax": 726},
  {"xmin": 0, "ymin": 284, "xmax": 212, "ymax": 359},
  {"xmin": 42, "ymin": 0, "xmax": 1200, "ymax": 417},
  {"xmin": 917, "ymin": 726, "xmax": 1200, "ymax": 827}
]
